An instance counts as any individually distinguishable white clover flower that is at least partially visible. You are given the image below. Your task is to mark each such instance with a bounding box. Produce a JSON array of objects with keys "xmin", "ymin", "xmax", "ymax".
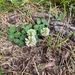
[
  {"xmin": 25, "ymin": 36, "xmax": 37, "ymax": 47},
  {"xmin": 27, "ymin": 29, "xmax": 36, "ymax": 36},
  {"xmin": 41, "ymin": 27, "xmax": 50, "ymax": 36}
]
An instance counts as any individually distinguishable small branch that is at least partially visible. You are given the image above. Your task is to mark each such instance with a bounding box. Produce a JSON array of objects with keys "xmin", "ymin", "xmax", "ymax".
[{"xmin": 34, "ymin": 62, "xmax": 40, "ymax": 75}]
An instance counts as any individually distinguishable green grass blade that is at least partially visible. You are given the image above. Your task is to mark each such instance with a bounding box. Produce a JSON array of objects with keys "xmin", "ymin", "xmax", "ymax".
[
  {"xmin": 0, "ymin": 67, "xmax": 2, "ymax": 75},
  {"xmin": 56, "ymin": 32, "xmax": 75, "ymax": 47},
  {"xmin": 70, "ymin": 58, "xmax": 75, "ymax": 72}
]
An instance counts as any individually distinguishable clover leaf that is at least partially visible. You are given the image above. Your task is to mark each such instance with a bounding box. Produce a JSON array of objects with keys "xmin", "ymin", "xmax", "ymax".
[
  {"xmin": 20, "ymin": 35, "xmax": 26, "ymax": 41},
  {"xmin": 42, "ymin": 18, "xmax": 46, "ymax": 23},
  {"xmin": 14, "ymin": 39, "xmax": 20, "ymax": 44},
  {"xmin": 19, "ymin": 41, "xmax": 25, "ymax": 47},
  {"xmin": 8, "ymin": 26, "xmax": 17, "ymax": 33},
  {"xmin": 8, "ymin": 34, "xmax": 14, "ymax": 41},
  {"xmin": 45, "ymin": 22, "xmax": 49, "ymax": 26},
  {"xmin": 14, "ymin": 32, "xmax": 21, "ymax": 38},
  {"xmin": 37, "ymin": 18, "xmax": 41, "ymax": 25},
  {"xmin": 25, "ymin": 24, "xmax": 32, "ymax": 32},
  {"xmin": 22, "ymin": 30, "xmax": 26, "ymax": 34},
  {"xmin": 35, "ymin": 35, "xmax": 39, "ymax": 42},
  {"xmin": 34, "ymin": 25, "xmax": 39, "ymax": 31}
]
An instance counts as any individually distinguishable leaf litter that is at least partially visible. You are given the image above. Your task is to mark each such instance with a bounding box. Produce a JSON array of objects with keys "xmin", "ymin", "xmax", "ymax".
[{"xmin": 0, "ymin": 5, "xmax": 75, "ymax": 75}]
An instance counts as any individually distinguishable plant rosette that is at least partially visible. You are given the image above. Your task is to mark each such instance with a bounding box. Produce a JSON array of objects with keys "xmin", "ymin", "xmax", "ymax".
[
  {"xmin": 27, "ymin": 29, "xmax": 36, "ymax": 36},
  {"xmin": 25, "ymin": 36, "xmax": 37, "ymax": 47},
  {"xmin": 41, "ymin": 27, "xmax": 50, "ymax": 36}
]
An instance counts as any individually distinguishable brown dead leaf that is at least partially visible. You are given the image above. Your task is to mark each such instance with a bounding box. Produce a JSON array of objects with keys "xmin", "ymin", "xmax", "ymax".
[
  {"xmin": 37, "ymin": 61, "xmax": 55, "ymax": 73},
  {"xmin": 64, "ymin": 52, "xmax": 70, "ymax": 59},
  {"xmin": 42, "ymin": 71, "xmax": 45, "ymax": 75},
  {"xmin": 45, "ymin": 62, "xmax": 55, "ymax": 68},
  {"xmin": 47, "ymin": 72, "xmax": 51, "ymax": 75}
]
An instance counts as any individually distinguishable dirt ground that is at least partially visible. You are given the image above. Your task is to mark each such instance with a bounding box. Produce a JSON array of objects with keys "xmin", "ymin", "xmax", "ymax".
[{"xmin": 0, "ymin": 4, "xmax": 75, "ymax": 75}]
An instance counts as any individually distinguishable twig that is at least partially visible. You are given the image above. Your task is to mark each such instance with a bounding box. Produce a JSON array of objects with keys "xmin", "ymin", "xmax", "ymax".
[
  {"xmin": 21, "ymin": 59, "xmax": 31, "ymax": 75},
  {"xmin": 34, "ymin": 62, "xmax": 40, "ymax": 75}
]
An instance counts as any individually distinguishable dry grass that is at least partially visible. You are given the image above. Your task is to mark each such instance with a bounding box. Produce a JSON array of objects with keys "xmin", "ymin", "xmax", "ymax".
[{"xmin": 0, "ymin": 4, "xmax": 75, "ymax": 75}]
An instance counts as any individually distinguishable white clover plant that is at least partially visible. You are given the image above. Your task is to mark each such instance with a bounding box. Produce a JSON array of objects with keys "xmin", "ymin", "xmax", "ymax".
[
  {"xmin": 27, "ymin": 29, "xmax": 36, "ymax": 36},
  {"xmin": 25, "ymin": 29, "xmax": 37, "ymax": 46},
  {"xmin": 8, "ymin": 18, "xmax": 50, "ymax": 47},
  {"xmin": 25, "ymin": 36, "xmax": 37, "ymax": 47},
  {"xmin": 41, "ymin": 27, "xmax": 50, "ymax": 36}
]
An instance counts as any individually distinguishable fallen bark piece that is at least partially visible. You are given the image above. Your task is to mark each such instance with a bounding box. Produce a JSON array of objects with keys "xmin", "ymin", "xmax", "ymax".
[{"xmin": 32, "ymin": 12, "xmax": 52, "ymax": 18}]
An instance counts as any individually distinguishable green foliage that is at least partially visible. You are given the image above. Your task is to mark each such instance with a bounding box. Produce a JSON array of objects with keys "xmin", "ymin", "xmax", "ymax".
[
  {"xmin": 20, "ymin": 35, "xmax": 26, "ymax": 41},
  {"xmin": 34, "ymin": 0, "xmax": 75, "ymax": 16},
  {"xmin": 70, "ymin": 57, "xmax": 75, "ymax": 72},
  {"xmin": 7, "ymin": 18, "xmax": 49, "ymax": 47},
  {"xmin": 69, "ymin": 4, "xmax": 75, "ymax": 11},
  {"xmin": 37, "ymin": 18, "xmax": 41, "ymax": 25},
  {"xmin": 0, "ymin": 67, "xmax": 2, "ymax": 75},
  {"xmin": 14, "ymin": 32, "xmax": 21, "ymax": 38},
  {"xmin": 10, "ymin": 0, "xmax": 21, "ymax": 7},
  {"xmin": 21, "ymin": 7, "xmax": 28, "ymax": 13},
  {"xmin": 7, "ymin": 25, "xmax": 26, "ymax": 47},
  {"xmin": 0, "ymin": 0, "xmax": 75, "ymax": 16},
  {"xmin": 14, "ymin": 39, "xmax": 20, "ymax": 44},
  {"xmin": 55, "ymin": 13, "xmax": 64, "ymax": 20},
  {"xmin": 21, "ymin": 24, "xmax": 32, "ymax": 32},
  {"xmin": 8, "ymin": 34, "xmax": 14, "ymax": 40},
  {"xmin": 0, "ymin": 0, "xmax": 28, "ymax": 13},
  {"xmin": 56, "ymin": 32, "xmax": 75, "ymax": 47},
  {"xmin": 19, "ymin": 41, "xmax": 25, "ymax": 47},
  {"xmin": 8, "ymin": 26, "xmax": 17, "ymax": 34},
  {"xmin": 55, "ymin": 0, "xmax": 75, "ymax": 16},
  {"xmin": 69, "ymin": 4, "xmax": 75, "ymax": 15},
  {"xmin": 35, "ymin": 35, "xmax": 39, "ymax": 42},
  {"xmin": 34, "ymin": 18, "xmax": 49, "ymax": 35},
  {"xmin": 0, "ymin": 0, "xmax": 11, "ymax": 13}
]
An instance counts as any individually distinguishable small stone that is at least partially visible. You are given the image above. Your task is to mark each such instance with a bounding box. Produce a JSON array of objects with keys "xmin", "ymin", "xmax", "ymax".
[{"xmin": 8, "ymin": 14, "xmax": 18, "ymax": 24}]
